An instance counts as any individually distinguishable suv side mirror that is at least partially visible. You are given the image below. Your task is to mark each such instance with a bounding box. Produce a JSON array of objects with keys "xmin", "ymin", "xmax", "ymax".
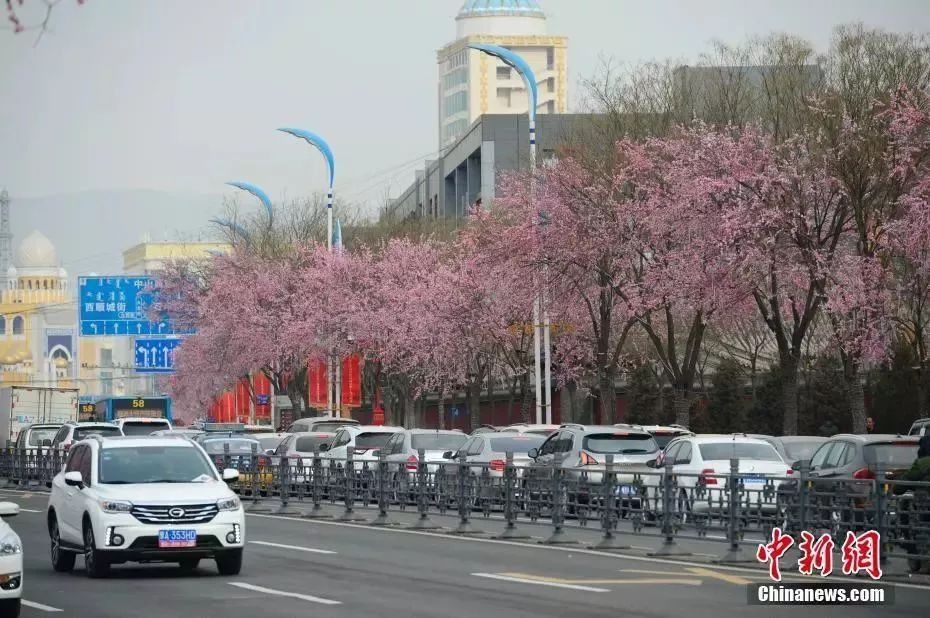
[
  {"xmin": 222, "ymin": 468, "xmax": 239, "ymax": 482},
  {"xmin": 64, "ymin": 471, "xmax": 83, "ymax": 488},
  {"xmin": 646, "ymin": 459, "xmax": 657, "ymax": 468},
  {"xmin": 442, "ymin": 450, "xmax": 454, "ymax": 460},
  {"xmin": 319, "ymin": 443, "xmax": 330, "ymax": 452},
  {"xmin": 41, "ymin": 439, "xmax": 52, "ymax": 447},
  {"xmin": 527, "ymin": 447, "xmax": 539, "ymax": 459},
  {"xmin": 791, "ymin": 459, "xmax": 810, "ymax": 471}
]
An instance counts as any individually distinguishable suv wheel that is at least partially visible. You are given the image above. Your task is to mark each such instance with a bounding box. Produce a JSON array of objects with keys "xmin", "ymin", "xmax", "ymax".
[
  {"xmin": 0, "ymin": 598, "xmax": 21, "ymax": 617},
  {"xmin": 83, "ymin": 523, "xmax": 109, "ymax": 578},
  {"xmin": 49, "ymin": 518, "xmax": 75, "ymax": 573},
  {"xmin": 215, "ymin": 549, "xmax": 243, "ymax": 576}
]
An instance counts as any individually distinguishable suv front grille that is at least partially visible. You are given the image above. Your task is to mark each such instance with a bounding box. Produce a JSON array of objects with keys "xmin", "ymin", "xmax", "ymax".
[
  {"xmin": 129, "ymin": 535, "xmax": 222, "ymax": 550},
  {"xmin": 131, "ymin": 503, "xmax": 218, "ymax": 525}
]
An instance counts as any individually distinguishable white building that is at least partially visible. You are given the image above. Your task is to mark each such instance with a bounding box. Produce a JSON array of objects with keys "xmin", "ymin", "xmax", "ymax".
[{"xmin": 438, "ymin": 0, "xmax": 568, "ymax": 149}]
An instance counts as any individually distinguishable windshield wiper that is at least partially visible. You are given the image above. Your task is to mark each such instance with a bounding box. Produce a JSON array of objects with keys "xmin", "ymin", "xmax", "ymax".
[{"xmin": 145, "ymin": 479, "xmax": 188, "ymax": 483}]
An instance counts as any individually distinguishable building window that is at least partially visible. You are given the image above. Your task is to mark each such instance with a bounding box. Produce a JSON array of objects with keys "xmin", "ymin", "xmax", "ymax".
[
  {"xmin": 548, "ymin": 77, "xmax": 555, "ymax": 93},
  {"xmin": 497, "ymin": 66, "xmax": 511, "ymax": 80},
  {"xmin": 444, "ymin": 91, "xmax": 468, "ymax": 117},
  {"xmin": 442, "ymin": 68, "xmax": 467, "ymax": 91},
  {"xmin": 546, "ymin": 100, "xmax": 555, "ymax": 113},
  {"xmin": 12, "ymin": 316, "xmax": 24, "ymax": 336},
  {"xmin": 497, "ymin": 87, "xmax": 512, "ymax": 107},
  {"xmin": 547, "ymin": 48, "xmax": 555, "ymax": 71},
  {"xmin": 0, "ymin": 316, "xmax": 5, "ymax": 335}
]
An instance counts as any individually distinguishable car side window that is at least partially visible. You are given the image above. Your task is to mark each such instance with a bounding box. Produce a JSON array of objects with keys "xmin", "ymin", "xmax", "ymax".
[
  {"xmin": 810, "ymin": 442, "xmax": 834, "ymax": 470},
  {"xmin": 275, "ymin": 436, "xmax": 292, "ymax": 456},
  {"xmin": 676, "ymin": 442, "xmax": 693, "ymax": 465},
  {"xmin": 823, "ymin": 443, "xmax": 848, "ymax": 469},
  {"xmin": 663, "ymin": 442, "xmax": 682, "ymax": 465},
  {"xmin": 539, "ymin": 432, "xmax": 560, "ymax": 456},
  {"xmin": 387, "ymin": 434, "xmax": 404, "ymax": 455},
  {"xmin": 52, "ymin": 426, "xmax": 68, "ymax": 446},
  {"xmin": 333, "ymin": 431, "xmax": 350, "ymax": 448},
  {"xmin": 466, "ymin": 438, "xmax": 484, "ymax": 456},
  {"xmin": 65, "ymin": 444, "xmax": 84, "ymax": 473},
  {"xmin": 80, "ymin": 447, "xmax": 93, "ymax": 486}
]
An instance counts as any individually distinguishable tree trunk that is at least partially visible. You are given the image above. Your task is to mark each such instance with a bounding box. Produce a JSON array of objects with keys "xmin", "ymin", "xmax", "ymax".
[
  {"xmin": 438, "ymin": 395, "xmax": 446, "ymax": 430},
  {"xmin": 563, "ymin": 380, "xmax": 578, "ymax": 424},
  {"xmin": 599, "ymin": 366, "xmax": 617, "ymax": 425},
  {"xmin": 672, "ymin": 388, "xmax": 690, "ymax": 427},
  {"xmin": 518, "ymin": 371, "xmax": 532, "ymax": 424},
  {"xmin": 507, "ymin": 376, "xmax": 518, "ymax": 422},
  {"xmin": 781, "ymin": 358, "xmax": 800, "ymax": 436},
  {"xmin": 918, "ymin": 364, "xmax": 928, "ymax": 418},
  {"xmin": 468, "ymin": 381, "xmax": 482, "ymax": 433},
  {"xmin": 415, "ymin": 398, "xmax": 425, "ymax": 428},
  {"xmin": 654, "ymin": 371, "xmax": 665, "ymax": 424},
  {"xmin": 844, "ymin": 360, "xmax": 867, "ymax": 434}
]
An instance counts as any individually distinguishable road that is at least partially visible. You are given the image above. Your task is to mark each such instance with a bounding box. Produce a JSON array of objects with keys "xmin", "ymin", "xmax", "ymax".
[{"xmin": 2, "ymin": 489, "xmax": 927, "ymax": 617}]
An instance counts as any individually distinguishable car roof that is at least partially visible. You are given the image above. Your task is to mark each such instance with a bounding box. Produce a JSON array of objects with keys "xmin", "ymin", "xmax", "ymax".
[
  {"xmin": 561, "ymin": 424, "xmax": 652, "ymax": 435},
  {"xmin": 290, "ymin": 431, "xmax": 335, "ymax": 437},
  {"xmin": 777, "ymin": 435, "xmax": 828, "ymax": 443},
  {"xmin": 92, "ymin": 436, "xmax": 198, "ymax": 449},
  {"xmin": 25, "ymin": 423, "xmax": 61, "ymax": 428},
  {"xmin": 117, "ymin": 417, "xmax": 170, "ymax": 422},
  {"xmin": 480, "ymin": 431, "xmax": 545, "ymax": 439},
  {"xmin": 70, "ymin": 421, "xmax": 119, "ymax": 427},
  {"xmin": 346, "ymin": 425, "xmax": 404, "ymax": 433},
  {"xmin": 296, "ymin": 417, "xmax": 359, "ymax": 424},
  {"xmin": 249, "ymin": 432, "xmax": 287, "ymax": 439},
  {"xmin": 687, "ymin": 435, "xmax": 776, "ymax": 445},
  {"xmin": 406, "ymin": 428, "xmax": 464, "ymax": 434},
  {"xmin": 829, "ymin": 433, "xmax": 918, "ymax": 444}
]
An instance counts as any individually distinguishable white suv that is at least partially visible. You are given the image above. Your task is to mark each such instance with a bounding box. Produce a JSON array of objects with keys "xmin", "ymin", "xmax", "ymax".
[{"xmin": 46, "ymin": 436, "xmax": 245, "ymax": 578}]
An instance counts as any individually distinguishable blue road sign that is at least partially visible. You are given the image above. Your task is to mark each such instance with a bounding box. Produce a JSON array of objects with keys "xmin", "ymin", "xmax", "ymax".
[
  {"xmin": 79, "ymin": 276, "xmax": 190, "ymax": 337},
  {"xmin": 256, "ymin": 394, "xmax": 270, "ymax": 406},
  {"xmin": 451, "ymin": 406, "xmax": 460, "ymax": 418},
  {"xmin": 134, "ymin": 337, "xmax": 182, "ymax": 373}
]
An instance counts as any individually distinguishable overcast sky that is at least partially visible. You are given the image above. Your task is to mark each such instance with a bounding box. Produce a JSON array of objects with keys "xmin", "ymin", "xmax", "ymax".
[{"xmin": 3, "ymin": 0, "xmax": 930, "ymax": 215}]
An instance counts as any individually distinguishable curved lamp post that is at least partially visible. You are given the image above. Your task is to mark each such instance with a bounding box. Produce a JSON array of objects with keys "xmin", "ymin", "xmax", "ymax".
[
  {"xmin": 277, "ymin": 128, "xmax": 338, "ymax": 416},
  {"xmin": 468, "ymin": 43, "xmax": 551, "ymax": 425},
  {"xmin": 226, "ymin": 181, "xmax": 274, "ymax": 221},
  {"xmin": 276, "ymin": 128, "xmax": 336, "ymax": 250}
]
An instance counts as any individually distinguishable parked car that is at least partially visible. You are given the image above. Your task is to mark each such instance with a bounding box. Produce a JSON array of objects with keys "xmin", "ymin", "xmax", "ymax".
[
  {"xmin": 908, "ymin": 418, "xmax": 929, "ymax": 437},
  {"xmin": 621, "ymin": 424, "xmax": 693, "ymax": 449},
  {"xmin": 249, "ymin": 432, "xmax": 289, "ymax": 455},
  {"xmin": 197, "ymin": 435, "xmax": 272, "ymax": 490},
  {"xmin": 150, "ymin": 429, "xmax": 205, "ymax": 439},
  {"xmin": 452, "ymin": 431, "xmax": 547, "ymax": 477},
  {"xmin": 115, "ymin": 417, "xmax": 172, "ymax": 436},
  {"xmin": 51, "ymin": 422, "xmax": 123, "ymax": 452},
  {"xmin": 380, "ymin": 429, "xmax": 468, "ymax": 501},
  {"xmin": 270, "ymin": 432, "xmax": 336, "ymax": 484},
  {"xmin": 470, "ymin": 425, "xmax": 500, "ymax": 435},
  {"xmin": 13, "ymin": 423, "xmax": 61, "ymax": 450},
  {"xmin": 0, "ymin": 501, "xmax": 21, "ymax": 616},
  {"xmin": 321, "ymin": 425, "xmax": 404, "ymax": 469},
  {"xmin": 286, "ymin": 416, "xmax": 359, "ymax": 434},
  {"xmin": 646, "ymin": 434, "xmax": 790, "ymax": 520},
  {"xmin": 525, "ymin": 424, "xmax": 660, "ymax": 513},
  {"xmin": 749, "ymin": 434, "xmax": 829, "ymax": 467}
]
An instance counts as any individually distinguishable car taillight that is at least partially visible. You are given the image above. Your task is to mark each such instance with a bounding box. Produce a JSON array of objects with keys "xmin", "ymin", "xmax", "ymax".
[
  {"xmin": 257, "ymin": 456, "xmax": 269, "ymax": 467},
  {"xmin": 699, "ymin": 468, "xmax": 718, "ymax": 485},
  {"xmin": 63, "ymin": 442, "xmax": 71, "ymax": 452},
  {"xmin": 406, "ymin": 455, "xmax": 419, "ymax": 471},
  {"xmin": 489, "ymin": 459, "xmax": 505, "ymax": 472},
  {"xmin": 579, "ymin": 451, "xmax": 598, "ymax": 466},
  {"xmin": 853, "ymin": 468, "xmax": 875, "ymax": 480},
  {"xmin": 354, "ymin": 447, "xmax": 369, "ymax": 455},
  {"xmin": 786, "ymin": 469, "xmax": 794, "ymax": 475}
]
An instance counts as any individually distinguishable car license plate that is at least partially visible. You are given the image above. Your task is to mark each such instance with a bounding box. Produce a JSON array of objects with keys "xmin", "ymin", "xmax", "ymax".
[
  {"xmin": 158, "ymin": 529, "xmax": 197, "ymax": 548},
  {"xmin": 616, "ymin": 485, "xmax": 633, "ymax": 496},
  {"xmin": 741, "ymin": 474, "xmax": 765, "ymax": 485}
]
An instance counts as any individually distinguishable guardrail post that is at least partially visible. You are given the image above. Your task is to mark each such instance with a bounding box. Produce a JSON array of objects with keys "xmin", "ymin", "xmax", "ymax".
[
  {"xmin": 590, "ymin": 454, "xmax": 630, "ymax": 550},
  {"xmin": 275, "ymin": 453, "xmax": 300, "ymax": 515},
  {"xmin": 717, "ymin": 457, "xmax": 752, "ymax": 563},
  {"xmin": 369, "ymin": 449, "xmax": 395, "ymax": 526},
  {"xmin": 875, "ymin": 467, "xmax": 889, "ymax": 566},
  {"xmin": 407, "ymin": 448, "xmax": 440, "ymax": 530},
  {"xmin": 494, "ymin": 451, "xmax": 530, "ymax": 540},
  {"xmin": 247, "ymin": 442, "xmax": 271, "ymax": 513},
  {"xmin": 450, "ymin": 451, "xmax": 481, "ymax": 535},
  {"xmin": 541, "ymin": 453, "xmax": 575, "ymax": 545},
  {"xmin": 649, "ymin": 460, "xmax": 690, "ymax": 556},
  {"xmin": 336, "ymin": 450, "xmax": 366, "ymax": 522},
  {"xmin": 303, "ymin": 451, "xmax": 332, "ymax": 519},
  {"xmin": 797, "ymin": 460, "xmax": 810, "ymax": 535}
]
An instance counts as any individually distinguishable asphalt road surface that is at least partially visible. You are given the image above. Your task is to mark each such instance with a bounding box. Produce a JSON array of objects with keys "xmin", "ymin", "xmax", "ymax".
[{"xmin": 2, "ymin": 489, "xmax": 926, "ymax": 618}]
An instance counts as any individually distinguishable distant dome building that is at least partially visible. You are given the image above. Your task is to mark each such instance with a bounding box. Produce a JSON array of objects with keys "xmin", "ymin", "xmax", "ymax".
[
  {"xmin": 438, "ymin": 0, "xmax": 568, "ymax": 148},
  {"xmin": 9, "ymin": 230, "xmax": 68, "ymax": 292}
]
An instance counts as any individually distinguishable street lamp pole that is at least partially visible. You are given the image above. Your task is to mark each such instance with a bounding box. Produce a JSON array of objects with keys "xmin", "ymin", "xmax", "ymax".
[
  {"xmin": 468, "ymin": 44, "xmax": 551, "ymax": 425},
  {"xmin": 276, "ymin": 129, "xmax": 338, "ymax": 415}
]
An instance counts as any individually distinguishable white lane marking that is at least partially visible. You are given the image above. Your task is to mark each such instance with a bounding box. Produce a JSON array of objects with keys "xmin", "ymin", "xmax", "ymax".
[
  {"xmin": 18, "ymin": 508, "xmax": 42, "ymax": 513},
  {"xmin": 228, "ymin": 582, "xmax": 341, "ymax": 605},
  {"xmin": 22, "ymin": 600, "xmax": 64, "ymax": 612},
  {"xmin": 472, "ymin": 572, "xmax": 609, "ymax": 592},
  {"xmin": 247, "ymin": 513, "xmax": 930, "ymax": 593},
  {"xmin": 249, "ymin": 540, "xmax": 336, "ymax": 554}
]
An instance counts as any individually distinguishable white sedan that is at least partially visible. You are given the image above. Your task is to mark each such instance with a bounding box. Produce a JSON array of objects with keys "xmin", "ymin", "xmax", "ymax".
[{"xmin": 0, "ymin": 502, "xmax": 22, "ymax": 617}]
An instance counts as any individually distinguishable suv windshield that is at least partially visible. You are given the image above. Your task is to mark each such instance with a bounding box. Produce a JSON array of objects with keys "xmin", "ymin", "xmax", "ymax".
[
  {"xmin": 121, "ymin": 421, "xmax": 170, "ymax": 436},
  {"xmin": 781, "ymin": 440, "xmax": 824, "ymax": 461},
  {"xmin": 295, "ymin": 435, "xmax": 334, "ymax": 452},
  {"xmin": 583, "ymin": 433, "xmax": 659, "ymax": 454},
  {"xmin": 699, "ymin": 442, "xmax": 781, "ymax": 461},
  {"xmin": 99, "ymin": 446, "xmax": 216, "ymax": 484},
  {"xmin": 489, "ymin": 435, "xmax": 546, "ymax": 453},
  {"xmin": 865, "ymin": 442, "xmax": 919, "ymax": 469},
  {"xmin": 28, "ymin": 427, "xmax": 59, "ymax": 446},
  {"xmin": 74, "ymin": 426, "xmax": 122, "ymax": 440},
  {"xmin": 411, "ymin": 434, "xmax": 468, "ymax": 451}
]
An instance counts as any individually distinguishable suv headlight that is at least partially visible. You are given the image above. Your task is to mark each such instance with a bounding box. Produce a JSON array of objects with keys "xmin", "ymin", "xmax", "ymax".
[
  {"xmin": 100, "ymin": 500, "xmax": 133, "ymax": 514},
  {"xmin": 0, "ymin": 532, "xmax": 21, "ymax": 555},
  {"xmin": 217, "ymin": 497, "xmax": 241, "ymax": 512}
]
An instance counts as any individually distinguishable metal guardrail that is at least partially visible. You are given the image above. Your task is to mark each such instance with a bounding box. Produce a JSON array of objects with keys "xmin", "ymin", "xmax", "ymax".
[{"xmin": 4, "ymin": 445, "xmax": 929, "ymax": 573}]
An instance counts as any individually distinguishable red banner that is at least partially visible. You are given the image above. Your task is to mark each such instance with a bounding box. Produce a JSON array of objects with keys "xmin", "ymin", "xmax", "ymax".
[
  {"xmin": 308, "ymin": 360, "xmax": 329, "ymax": 409},
  {"xmin": 341, "ymin": 354, "xmax": 362, "ymax": 407},
  {"xmin": 235, "ymin": 378, "xmax": 251, "ymax": 424}
]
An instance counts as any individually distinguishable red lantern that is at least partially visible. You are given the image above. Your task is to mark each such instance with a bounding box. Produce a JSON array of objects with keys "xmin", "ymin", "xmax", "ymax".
[{"xmin": 307, "ymin": 360, "xmax": 329, "ymax": 409}]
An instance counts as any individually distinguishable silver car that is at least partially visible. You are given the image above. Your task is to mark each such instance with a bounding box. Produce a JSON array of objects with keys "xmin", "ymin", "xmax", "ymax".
[
  {"xmin": 452, "ymin": 431, "xmax": 547, "ymax": 478},
  {"xmin": 380, "ymin": 429, "xmax": 468, "ymax": 501}
]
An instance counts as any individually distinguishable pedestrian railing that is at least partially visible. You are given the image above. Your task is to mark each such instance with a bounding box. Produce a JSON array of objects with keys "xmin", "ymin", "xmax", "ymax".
[{"xmin": 4, "ymin": 445, "xmax": 929, "ymax": 572}]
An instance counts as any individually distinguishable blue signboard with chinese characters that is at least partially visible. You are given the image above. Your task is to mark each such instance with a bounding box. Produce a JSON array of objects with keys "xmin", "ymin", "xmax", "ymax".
[
  {"xmin": 79, "ymin": 276, "xmax": 189, "ymax": 337},
  {"xmin": 134, "ymin": 337, "xmax": 182, "ymax": 373}
]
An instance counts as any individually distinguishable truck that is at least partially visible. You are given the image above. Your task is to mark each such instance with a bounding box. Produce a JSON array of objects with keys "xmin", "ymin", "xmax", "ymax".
[
  {"xmin": 0, "ymin": 386, "xmax": 79, "ymax": 448},
  {"xmin": 92, "ymin": 396, "xmax": 173, "ymax": 423}
]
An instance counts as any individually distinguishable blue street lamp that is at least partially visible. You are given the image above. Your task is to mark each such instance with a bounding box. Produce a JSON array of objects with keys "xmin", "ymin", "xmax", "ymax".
[
  {"xmin": 276, "ymin": 128, "xmax": 336, "ymax": 251},
  {"xmin": 226, "ymin": 181, "xmax": 274, "ymax": 221},
  {"xmin": 468, "ymin": 43, "xmax": 550, "ymax": 425}
]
